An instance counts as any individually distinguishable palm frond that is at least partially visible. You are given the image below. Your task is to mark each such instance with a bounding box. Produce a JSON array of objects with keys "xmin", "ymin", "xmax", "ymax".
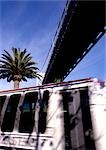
[{"xmin": 0, "ymin": 48, "xmax": 41, "ymax": 85}]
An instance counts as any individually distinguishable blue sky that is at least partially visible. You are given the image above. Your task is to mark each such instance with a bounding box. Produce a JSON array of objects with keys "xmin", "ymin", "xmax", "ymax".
[
  {"xmin": 0, "ymin": 0, "xmax": 105, "ymax": 90},
  {"xmin": 65, "ymin": 34, "xmax": 106, "ymax": 82}
]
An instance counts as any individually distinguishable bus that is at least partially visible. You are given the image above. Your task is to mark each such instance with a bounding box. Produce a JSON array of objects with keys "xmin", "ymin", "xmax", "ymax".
[{"xmin": 0, "ymin": 78, "xmax": 106, "ymax": 150}]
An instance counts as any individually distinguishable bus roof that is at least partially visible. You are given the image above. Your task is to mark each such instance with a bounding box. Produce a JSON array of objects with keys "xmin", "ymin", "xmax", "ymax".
[{"xmin": 0, "ymin": 78, "xmax": 104, "ymax": 95}]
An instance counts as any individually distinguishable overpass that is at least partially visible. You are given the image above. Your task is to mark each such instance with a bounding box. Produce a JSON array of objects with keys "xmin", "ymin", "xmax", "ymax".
[{"xmin": 42, "ymin": 0, "xmax": 105, "ymax": 84}]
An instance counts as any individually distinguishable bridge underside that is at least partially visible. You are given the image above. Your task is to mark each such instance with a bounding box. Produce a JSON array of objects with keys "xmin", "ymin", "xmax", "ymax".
[{"xmin": 43, "ymin": 1, "xmax": 105, "ymax": 84}]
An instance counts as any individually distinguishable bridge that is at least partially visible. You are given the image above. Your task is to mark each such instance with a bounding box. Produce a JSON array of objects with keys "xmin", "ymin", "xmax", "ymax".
[{"xmin": 42, "ymin": 0, "xmax": 105, "ymax": 84}]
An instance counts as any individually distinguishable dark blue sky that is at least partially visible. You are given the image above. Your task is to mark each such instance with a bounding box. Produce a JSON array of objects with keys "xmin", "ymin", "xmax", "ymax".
[{"xmin": 0, "ymin": 0, "xmax": 105, "ymax": 90}]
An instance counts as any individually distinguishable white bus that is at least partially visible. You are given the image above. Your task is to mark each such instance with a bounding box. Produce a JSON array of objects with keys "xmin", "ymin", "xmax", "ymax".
[{"xmin": 0, "ymin": 78, "xmax": 106, "ymax": 150}]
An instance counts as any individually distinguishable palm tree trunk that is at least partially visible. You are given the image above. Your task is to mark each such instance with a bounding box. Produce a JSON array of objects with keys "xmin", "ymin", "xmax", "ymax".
[{"xmin": 14, "ymin": 80, "xmax": 20, "ymax": 89}]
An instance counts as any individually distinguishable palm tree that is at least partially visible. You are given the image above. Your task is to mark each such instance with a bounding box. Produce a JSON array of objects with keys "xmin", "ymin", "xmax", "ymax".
[{"xmin": 0, "ymin": 48, "xmax": 42, "ymax": 89}]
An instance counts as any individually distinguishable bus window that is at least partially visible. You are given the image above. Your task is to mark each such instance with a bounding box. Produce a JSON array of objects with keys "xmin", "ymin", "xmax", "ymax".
[
  {"xmin": 0, "ymin": 96, "xmax": 6, "ymax": 114},
  {"xmin": 62, "ymin": 92, "xmax": 72, "ymax": 150},
  {"xmin": 19, "ymin": 92, "xmax": 38, "ymax": 133},
  {"xmin": 38, "ymin": 90, "xmax": 49, "ymax": 133},
  {"xmin": 80, "ymin": 89, "xmax": 95, "ymax": 149},
  {"xmin": 1, "ymin": 94, "xmax": 21, "ymax": 132}
]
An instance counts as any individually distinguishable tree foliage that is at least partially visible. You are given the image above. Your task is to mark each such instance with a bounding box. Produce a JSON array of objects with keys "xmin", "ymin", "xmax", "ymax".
[{"xmin": 0, "ymin": 48, "xmax": 42, "ymax": 88}]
